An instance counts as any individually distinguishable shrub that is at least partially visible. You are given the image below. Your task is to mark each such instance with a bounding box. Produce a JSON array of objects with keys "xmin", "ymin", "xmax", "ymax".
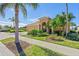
[
  {"xmin": 70, "ymin": 30, "xmax": 76, "ymax": 33},
  {"xmin": 47, "ymin": 35, "xmax": 64, "ymax": 41},
  {"xmin": 67, "ymin": 32, "xmax": 79, "ymax": 41},
  {"xmin": 38, "ymin": 30, "xmax": 43, "ymax": 34},
  {"xmin": 19, "ymin": 29, "xmax": 25, "ymax": 32},
  {"xmin": 27, "ymin": 30, "xmax": 38, "ymax": 36},
  {"xmin": 9, "ymin": 29, "xmax": 15, "ymax": 33},
  {"xmin": 37, "ymin": 32, "xmax": 49, "ymax": 37},
  {"xmin": 27, "ymin": 30, "xmax": 48, "ymax": 37}
]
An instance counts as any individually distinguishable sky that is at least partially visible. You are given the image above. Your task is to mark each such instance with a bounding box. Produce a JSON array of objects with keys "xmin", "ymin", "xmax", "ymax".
[{"xmin": 0, "ymin": 3, "xmax": 79, "ymax": 27}]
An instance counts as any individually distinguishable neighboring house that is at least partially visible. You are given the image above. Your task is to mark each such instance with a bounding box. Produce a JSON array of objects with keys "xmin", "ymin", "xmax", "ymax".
[
  {"xmin": 26, "ymin": 17, "xmax": 52, "ymax": 33},
  {"xmin": 70, "ymin": 26, "xmax": 76, "ymax": 30},
  {"xmin": 0, "ymin": 26, "xmax": 9, "ymax": 32},
  {"xmin": 76, "ymin": 26, "xmax": 79, "ymax": 33},
  {"xmin": 70, "ymin": 26, "xmax": 79, "ymax": 33}
]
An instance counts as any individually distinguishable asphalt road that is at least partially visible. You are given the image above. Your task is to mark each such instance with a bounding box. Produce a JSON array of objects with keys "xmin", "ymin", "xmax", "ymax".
[
  {"xmin": 0, "ymin": 32, "xmax": 14, "ymax": 40},
  {"xmin": 0, "ymin": 32, "xmax": 27, "ymax": 40}
]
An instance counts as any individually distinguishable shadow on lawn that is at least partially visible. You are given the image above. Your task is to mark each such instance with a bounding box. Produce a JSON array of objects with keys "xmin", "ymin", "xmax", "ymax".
[{"xmin": 15, "ymin": 42, "xmax": 26, "ymax": 56}]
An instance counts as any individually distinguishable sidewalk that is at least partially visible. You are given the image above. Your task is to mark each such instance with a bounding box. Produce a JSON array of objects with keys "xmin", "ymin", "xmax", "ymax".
[
  {"xmin": 0, "ymin": 42, "xmax": 15, "ymax": 56},
  {"xmin": 20, "ymin": 37, "xmax": 79, "ymax": 56}
]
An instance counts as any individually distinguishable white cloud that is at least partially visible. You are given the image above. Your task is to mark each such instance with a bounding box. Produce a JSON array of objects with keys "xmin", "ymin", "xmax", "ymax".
[
  {"xmin": 0, "ymin": 17, "xmax": 40, "ymax": 27},
  {"xmin": 0, "ymin": 21, "xmax": 12, "ymax": 26},
  {"xmin": 19, "ymin": 23, "xmax": 27, "ymax": 27},
  {"xmin": 0, "ymin": 21, "xmax": 27, "ymax": 27}
]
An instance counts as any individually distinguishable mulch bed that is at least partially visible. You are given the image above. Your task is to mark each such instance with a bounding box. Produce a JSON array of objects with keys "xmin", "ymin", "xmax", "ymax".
[{"xmin": 4, "ymin": 40, "xmax": 31, "ymax": 56}]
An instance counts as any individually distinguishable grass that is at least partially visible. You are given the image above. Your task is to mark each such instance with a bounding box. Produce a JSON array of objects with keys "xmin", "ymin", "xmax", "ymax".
[
  {"xmin": 52, "ymin": 40, "xmax": 79, "ymax": 49},
  {"xmin": 0, "ymin": 37, "xmax": 15, "ymax": 44},
  {"xmin": 24, "ymin": 45, "xmax": 63, "ymax": 56},
  {"xmin": 32, "ymin": 36, "xmax": 46, "ymax": 41}
]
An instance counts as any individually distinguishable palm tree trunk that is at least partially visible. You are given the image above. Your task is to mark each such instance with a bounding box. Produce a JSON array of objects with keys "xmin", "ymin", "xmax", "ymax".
[
  {"xmin": 15, "ymin": 4, "xmax": 26, "ymax": 56},
  {"xmin": 15, "ymin": 4, "xmax": 19, "ymax": 43},
  {"xmin": 66, "ymin": 3, "xmax": 69, "ymax": 37}
]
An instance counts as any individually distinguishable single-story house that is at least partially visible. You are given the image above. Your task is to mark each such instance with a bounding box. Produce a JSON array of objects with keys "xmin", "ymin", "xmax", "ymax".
[{"xmin": 26, "ymin": 16, "xmax": 70, "ymax": 34}]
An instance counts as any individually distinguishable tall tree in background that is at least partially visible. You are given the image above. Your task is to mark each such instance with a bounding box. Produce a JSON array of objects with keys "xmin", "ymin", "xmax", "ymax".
[
  {"xmin": 66, "ymin": 3, "xmax": 69, "ymax": 37},
  {"xmin": 0, "ymin": 3, "xmax": 38, "ymax": 56},
  {"xmin": 9, "ymin": 17, "xmax": 15, "ymax": 28}
]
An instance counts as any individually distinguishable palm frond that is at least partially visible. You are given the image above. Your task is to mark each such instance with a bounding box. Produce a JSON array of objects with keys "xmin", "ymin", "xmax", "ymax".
[
  {"xmin": 19, "ymin": 4, "xmax": 27, "ymax": 17},
  {"xmin": 0, "ymin": 3, "xmax": 13, "ymax": 17},
  {"xmin": 30, "ymin": 3, "xmax": 38, "ymax": 9}
]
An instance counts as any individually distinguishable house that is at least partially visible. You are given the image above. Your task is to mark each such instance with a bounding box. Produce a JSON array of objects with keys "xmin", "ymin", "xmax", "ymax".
[
  {"xmin": 0, "ymin": 26, "xmax": 9, "ymax": 32},
  {"xmin": 26, "ymin": 17, "xmax": 52, "ymax": 33},
  {"xmin": 26, "ymin": 16, "xmax": 71, "ymax": 34}
]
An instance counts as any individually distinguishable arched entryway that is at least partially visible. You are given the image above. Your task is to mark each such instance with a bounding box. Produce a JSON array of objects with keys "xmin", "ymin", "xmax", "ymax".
[{"xmin": 42, "ymin": 22, "xmax": 47, "ymax": 32}]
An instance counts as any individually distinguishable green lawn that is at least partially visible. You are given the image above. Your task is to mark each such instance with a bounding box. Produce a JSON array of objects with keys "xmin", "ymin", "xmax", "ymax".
[
  {"xmin": 32, "ymin": 36, "xmax": 46, "ymax": 41},
  {"xmin": 0, "ymin": 37, "xmax": 15, "ymax": 44},
  {"xmin": 24, "ymin": 45, "xmax": 63, "ymax": 56},
  {"xmin": 52, "ymin": 40, "xmax": 79, "ymax": 49}
]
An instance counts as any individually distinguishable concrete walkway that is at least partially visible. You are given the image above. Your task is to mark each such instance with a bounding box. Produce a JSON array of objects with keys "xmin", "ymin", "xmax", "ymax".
[
  {"xmin": 0, "ymin": 42, "xmax": 15, "ymax": 56},
  {"xmin": 20, "ymin": 37, "xmax": 79, "ymax": 56}
]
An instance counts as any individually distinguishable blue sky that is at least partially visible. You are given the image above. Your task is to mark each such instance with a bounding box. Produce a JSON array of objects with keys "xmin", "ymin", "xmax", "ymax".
[{"xmin": 0, "ymin": 3, "xmax": 79, "ymax": 27}]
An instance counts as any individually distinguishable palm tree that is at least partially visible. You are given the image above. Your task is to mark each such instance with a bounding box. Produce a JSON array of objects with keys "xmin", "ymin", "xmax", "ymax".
[
  {"xmin": 66, "ymin": 3, "xmax": 69, "ymax": 37},
  {"xmin": 52, "ymin": 12, "xmax": 75, "ymax": 36},
  {"xmin": 46, "ymin": 20, "xmax": 52, "ymax": 34},
  {"xmin": 52, "ymin": 14, "xmax": 66, "ymax": 35},
  {"xmin": 0, "ymin": 3, "xmax": 38, "ymax": 56}
]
